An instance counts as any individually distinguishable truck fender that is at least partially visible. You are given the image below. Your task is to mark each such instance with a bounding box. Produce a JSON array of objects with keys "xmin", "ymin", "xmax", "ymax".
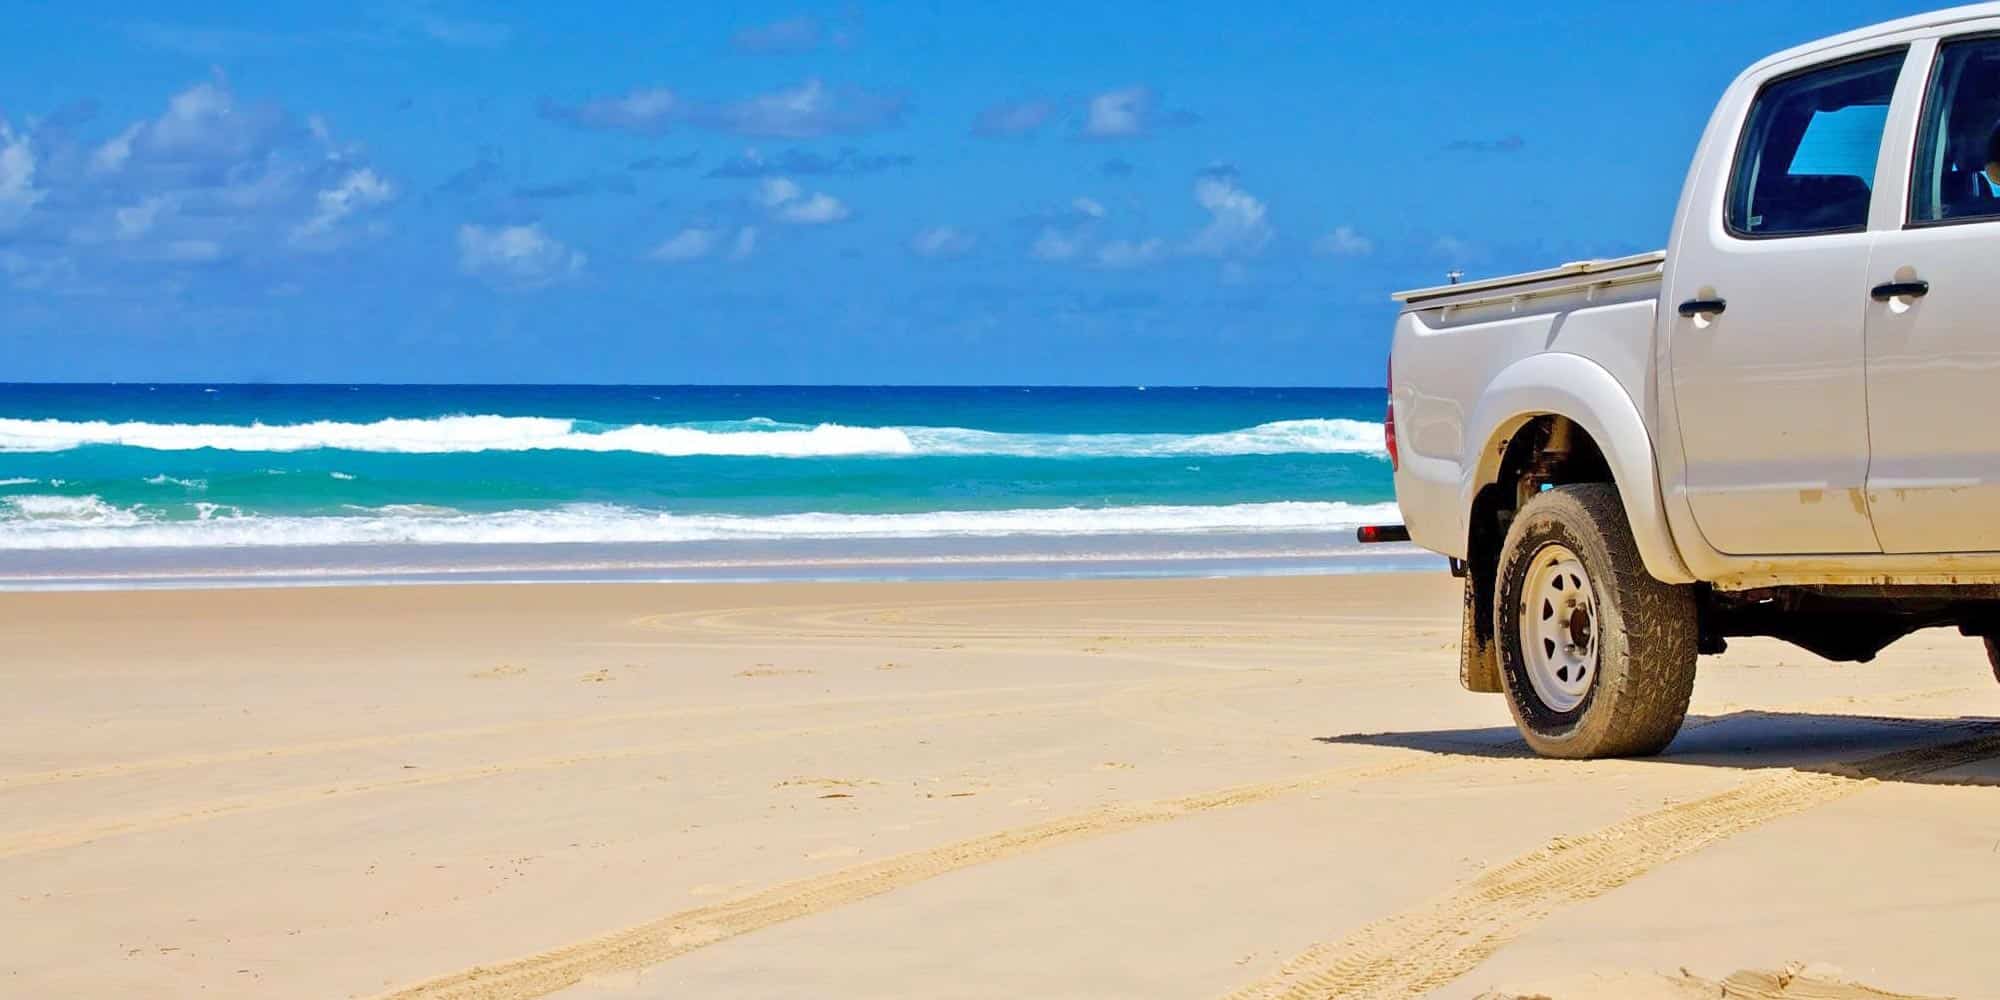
[{"xmin": 1462, "ymin": 353, "xmax": 1694, "ymax": 586}]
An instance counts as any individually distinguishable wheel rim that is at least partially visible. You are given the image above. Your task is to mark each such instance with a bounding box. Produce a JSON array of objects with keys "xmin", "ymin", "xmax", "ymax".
[{"xmin": 1519, "ymin": 543, "xmax": 1598, "ymax": 713}]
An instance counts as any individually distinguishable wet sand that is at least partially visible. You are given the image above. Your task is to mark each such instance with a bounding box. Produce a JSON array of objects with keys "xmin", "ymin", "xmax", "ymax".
[{"xmin": 3, "ymin": 575, "xmax": 1997, "ymax": 998}]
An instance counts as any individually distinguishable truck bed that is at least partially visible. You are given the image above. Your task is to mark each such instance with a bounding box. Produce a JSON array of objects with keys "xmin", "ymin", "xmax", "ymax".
[
  {"xmin": 1394, "ymin": 252, "xmax": 1666, "ymax": 311},
  {"xmin": 1388, "ymin": 252, "xmax": 1667, "ymax": 563}
]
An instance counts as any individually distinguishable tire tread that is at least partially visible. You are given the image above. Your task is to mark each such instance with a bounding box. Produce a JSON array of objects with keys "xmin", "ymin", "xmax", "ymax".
[{"xmin": 1495, "ymin": 484, "xmax": 1696, "ymax": 758}]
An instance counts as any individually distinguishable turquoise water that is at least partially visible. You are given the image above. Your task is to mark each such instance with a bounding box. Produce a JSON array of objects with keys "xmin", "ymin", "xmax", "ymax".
[{"xmin": 0, "ymin": 385, "xmax": 1423, "ymax": 587}]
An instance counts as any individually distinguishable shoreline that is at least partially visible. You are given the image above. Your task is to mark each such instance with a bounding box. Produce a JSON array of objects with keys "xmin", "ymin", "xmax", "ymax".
[{"xmin": 0, "ymin": 538, "xmax": 1438, "ymax": 592}]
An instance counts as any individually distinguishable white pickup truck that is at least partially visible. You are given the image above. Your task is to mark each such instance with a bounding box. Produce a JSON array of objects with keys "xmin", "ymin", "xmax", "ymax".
[{"xmin": 1379, "ymin": 4, "xmax": 2000, "ymax": 758}]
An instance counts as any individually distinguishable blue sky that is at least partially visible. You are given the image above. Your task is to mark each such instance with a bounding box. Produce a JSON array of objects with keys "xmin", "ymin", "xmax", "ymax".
[{"xmin": 0, "ymin": 1, "xmax": 1941, "ymax": 385}]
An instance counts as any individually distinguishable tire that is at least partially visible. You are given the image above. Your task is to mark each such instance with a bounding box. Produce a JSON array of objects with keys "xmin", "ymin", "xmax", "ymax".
[{"xmin": 1493, "ymin": 484, "xmax": 1697, "ymax": 758}]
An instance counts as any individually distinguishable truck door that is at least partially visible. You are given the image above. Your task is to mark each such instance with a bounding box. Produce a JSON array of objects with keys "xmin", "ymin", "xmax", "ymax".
[
  {"xmin": 1863, "ymin": 35, "xmax": 2000, "ymax": 553},
  {"xmin": 1665, "ymin": 50, "xmax": 1906, "ymax": 555}
]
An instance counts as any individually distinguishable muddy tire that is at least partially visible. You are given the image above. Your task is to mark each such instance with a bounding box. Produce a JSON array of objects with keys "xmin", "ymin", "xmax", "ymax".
[{"xmin": 1494, "ymin": 484, "xmax": 1697, "ymax": 758}]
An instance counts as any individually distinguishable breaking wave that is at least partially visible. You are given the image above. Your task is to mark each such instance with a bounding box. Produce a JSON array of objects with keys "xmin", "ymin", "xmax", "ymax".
[{"xmin": 0, "ymin": 415, "xmax": 1386, "ymax": 459}]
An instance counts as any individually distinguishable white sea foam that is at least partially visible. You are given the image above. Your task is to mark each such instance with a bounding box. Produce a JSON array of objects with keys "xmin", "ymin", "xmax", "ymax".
[
  {"xmin": 0, "ymin": 415, "xmax": 1386, "ymax": 459},
  {"xmin": 4, "ymin": 494, "xmax": 148, "ymax": 527},
  {"xmin": 143, "ymin": 474, "xmax": 208, "ymax": 490},
  {"xmin": 902, "ymin": 420, "xmax": 1383, "ymax": 458},
  {"xmin": 0, "ymin": 477, "xmax": 36, "ymax": 486},
  {"xmin": 0, "ymin": 498, "xmax": 1402, "ymax": 550},
  {"xmin": 191, "ymin": 502, "xmax": 246, "ymax": 521}
]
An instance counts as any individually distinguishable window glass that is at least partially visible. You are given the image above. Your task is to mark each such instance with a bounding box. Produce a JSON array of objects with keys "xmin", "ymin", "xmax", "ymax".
[
  {"xmin": 1911, "ymin": 37, "xmax": 2000, "ymax": 225},
  {"xmin": 1727, "ymin": 53, "xmax": 1903, "ymax": 237},
  {"xmin": 1789, "ymin": 105, "xmax": 1892, "ymax": 176}
]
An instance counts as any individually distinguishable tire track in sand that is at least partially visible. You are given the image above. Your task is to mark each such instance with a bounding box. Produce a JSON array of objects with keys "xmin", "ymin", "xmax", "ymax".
[
  {"xmin": 375, "ymin": 756, "xmax": 1447, "ymax": 1000},
  {"xmin": 370, "ymin": 724, "xmax": 2000, "ymax": 1000},
  {"xmin": 1221, "ymin": 727, "xmax": 2000, "ymax": 1000}
]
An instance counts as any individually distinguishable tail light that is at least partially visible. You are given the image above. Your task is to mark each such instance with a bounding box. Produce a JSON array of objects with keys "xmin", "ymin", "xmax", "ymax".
[{"xmin": 1384, "ymin": 358, "xmax": 1400, "ymax": 471}]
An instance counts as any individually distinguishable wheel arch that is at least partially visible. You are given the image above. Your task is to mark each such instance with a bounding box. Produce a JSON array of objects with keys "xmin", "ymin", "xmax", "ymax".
[{"xmin": 1462, "ymin": 353, "xmax": 1694, "ymax": 586}]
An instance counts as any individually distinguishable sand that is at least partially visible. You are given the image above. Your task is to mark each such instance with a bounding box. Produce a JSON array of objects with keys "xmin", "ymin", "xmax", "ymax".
[{"xmin": 4, "ymin": 574, "xmax": 1999, "ymax": 999}]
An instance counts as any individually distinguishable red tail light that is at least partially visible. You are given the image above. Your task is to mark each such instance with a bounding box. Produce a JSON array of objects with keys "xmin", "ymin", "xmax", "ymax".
[{"xmin": 1384, "ymin": 358, "xmax": 1400, "ymax": 471}]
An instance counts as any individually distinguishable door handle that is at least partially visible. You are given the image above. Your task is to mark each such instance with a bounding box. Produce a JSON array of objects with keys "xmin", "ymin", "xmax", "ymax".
[
  {"xmin": 1677, "ymin": 298, "xmax": 1727, "ymax": 318},
  {"xmin": 1871, "ymin": 280, "xmax": 1930, "ymax": 302}
]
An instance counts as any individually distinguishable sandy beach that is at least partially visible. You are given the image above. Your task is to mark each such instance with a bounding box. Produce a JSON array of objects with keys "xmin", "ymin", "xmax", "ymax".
[{"xmin": 6, "ymin": 574, "xmax": 2000, "ymax": 999}]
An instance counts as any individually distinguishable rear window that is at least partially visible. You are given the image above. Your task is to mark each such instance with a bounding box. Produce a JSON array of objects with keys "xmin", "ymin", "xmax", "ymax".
[{"xmin": 1726, "ymin": 52, "xmax": 1904, "ymax": 238}]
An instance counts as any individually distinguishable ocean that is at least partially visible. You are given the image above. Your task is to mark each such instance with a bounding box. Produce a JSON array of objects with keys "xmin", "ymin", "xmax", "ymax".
[{"xmin": 0, "ymin": 384, "xmax": 1429, "ymax": 588}]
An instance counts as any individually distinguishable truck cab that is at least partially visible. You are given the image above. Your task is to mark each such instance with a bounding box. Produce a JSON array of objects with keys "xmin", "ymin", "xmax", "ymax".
[{"xmin": 1384, "ymin": 4, "xmax": 2000, "ymax": 758}]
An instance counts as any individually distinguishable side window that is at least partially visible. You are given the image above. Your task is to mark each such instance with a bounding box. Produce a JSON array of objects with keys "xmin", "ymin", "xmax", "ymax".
[
  {"xmin": 1911, "ymin": 36, "xmax": 2000, "ymax": 226},
  {"xmin": 1727, "ymin": 52, "xmax": 1904, "ymax": 238}
]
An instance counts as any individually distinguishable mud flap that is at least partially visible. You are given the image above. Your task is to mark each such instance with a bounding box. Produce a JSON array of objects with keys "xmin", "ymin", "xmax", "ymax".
[{"xmin": 1460, "ymin": 574, "xmax": 1502, "ymax": 693}]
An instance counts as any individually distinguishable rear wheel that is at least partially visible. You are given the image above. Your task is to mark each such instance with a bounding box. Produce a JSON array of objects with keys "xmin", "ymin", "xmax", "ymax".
[{"xmin": 1494, "ymin": 484, "xmax": 1697, "ymax": 758}]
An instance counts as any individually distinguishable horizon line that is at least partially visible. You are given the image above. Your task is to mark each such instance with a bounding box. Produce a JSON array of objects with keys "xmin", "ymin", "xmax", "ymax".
[{"xmin": 0, "ymin": 381, "xmax": 1385, "ymax": 391}]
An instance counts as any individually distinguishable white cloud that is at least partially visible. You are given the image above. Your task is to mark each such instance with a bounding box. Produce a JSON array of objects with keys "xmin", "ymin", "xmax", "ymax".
[
  {"xmin": 0, "ymin": 121, "xmax": 46, "ymax": 230},
  {"xmin": 710, "ymin": 79, "xmax": 903, "ymax": 139},
  {"xmin": 737, "ymin": 82, "xmax": 835, "ymax": 137},
  {"xmin": 89, "ymin": 125, "xmax": 139, "ymax": 176},
  {"xmin": 1081, "ymin": 87, "xmax": 1150, "ymax": 139},
  {"xmin": 778, "ymin": 192, "xmax": 848, "ymax": 224},
  {"xmin": 756, "ymin": 177, "xmax": 802, "ymax": 209},
  {"xmin": 1021, "ymin": 196, "xmax": 1107, "ymax": 231},
  {"xmin": 1094, "ymin": 238, "xmax": 1163, "ymax": 268},
  {"xmin": 1031, "ymin": 227, "xmax": 1084, "ymax": 262},
  {"xmin": 114, "ymin": 197, "xmax": 173, "ymax": 240},
  {"xmin": 651, "ymin": 227, "xmax": 719, "ymax": 262},
  {"xmin": 456, "ymin": 224, "xmax": 585, "ymax": 289},
  {"xmin": 151, "ymin": 81, "xmax": 229, "ymax": 145},
  {"xmin": 651, "ymin": 225, "xmax": 758, "ymax": 263},
  {"xmin": 293, "ymin": 168, "xmax": 394, "ymax": 242},
  {"xmin": 74, "ymin": 79, "xmax": 296, "ymax": 186},
  {"xmin": 909, "ymin": 226, "xmax": 975, "ymax": 258},
  {"xmin": 1072, "ymin": 86, "xmax": 1197, "ymax": 140},
  {"xmin": 755, "ymin": 176, "xmax": 849, "ymax": 225},
  {"xmin": 6, "ymin": 79, "xmax": 396, "ymax": 284},
  {"xmin": 142, "ymin": 80, "xmax": 289, "ymax": 162},
  {"xmin": 1186, "ymin": 176, "xmax": 1271, "ymax": 258},
  {"xmin": 543, "ymin": 87, "xmax": 682, "ymax": 135},
  {"xmin": 1314, "ymin": 225, "xmax": 1373, "ymax": 257},
  {"xmin": 1028, "ymin": 177, "xmax": 1269, "ymax": 268},
  {"xmin": 1023, "ymin": 195, "xmax": 1109, "ymax": 262}
]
